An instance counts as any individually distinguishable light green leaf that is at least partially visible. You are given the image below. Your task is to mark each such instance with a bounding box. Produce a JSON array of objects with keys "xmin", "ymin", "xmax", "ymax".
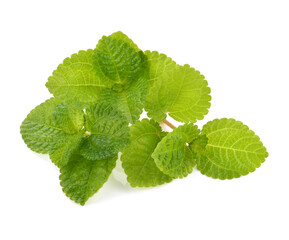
[
  {"xmin": 60, "ymin": 153, "xmax": 117, "ymax": 205},
  {"xmin": 93, "ymin": 32, "xmax": 148, "ymax": 89},
  {"xmin": 144, "ymin": 50, "xmax": 176, "ymax": 86},
  {"xmin": 52, "ymin": 102, "xmax": 84, "ymax": 134},
  {"xmin": 80, "ymin": 103, "xmax": 130, "ymax": 160},
  {"xmin": 152, "ymin": 124, "xmax": 200, "ymax": 178},
  {"xmin": 121, "ymin": 119, "xmax": 172, "ymax": 187},
  {"xmin": 145, "ymin": 64, "xmax": 211, "ymax": 123},
  {"xmin": 49, "ymin": 130, "xmax": 84, "ymax": 168},
  {"xmin": 98, "ymin": 75, "xmax": 148, "ymax": 123},
  {"xmin": 194, "ymin": 118, "xmax": 269, "ymax": 179},
  {"xmin": 46, "ymin": 49, "xmax": 107, "ymax": 106},
  {"xmin": 20, "ymin": 98, "xmax": 84, "ymax": 154},
  {"xmin": 109, "ymin": 31, "xmax": 140, "ymax": 51}
]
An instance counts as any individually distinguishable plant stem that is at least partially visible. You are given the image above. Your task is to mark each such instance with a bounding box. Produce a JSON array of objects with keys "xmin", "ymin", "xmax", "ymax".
[{"xmin": 161, "ymin": 119, "xmax": 176, "ymax": 130}]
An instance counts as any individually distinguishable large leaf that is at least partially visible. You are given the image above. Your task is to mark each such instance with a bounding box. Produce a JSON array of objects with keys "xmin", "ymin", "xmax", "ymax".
[
  {"xmin": 46, "ymin": 49, "xmax": 107, "ymax": 106},
  {"xmin": 121, "ymin": 119, "xmax": 172, "ymax": 187},
  {"xmin": 152, "ymin": 124, "xmax": 200, "ymax": 178},
  {"xmin": 145, "ymin": 64, "xmax": 211, "ymax": 123},
  {"xmin": 93, "ymin": 32, "xmax": 148, "ymax": 89},
  {"xmin": 60, "ymin": 153, "xmax": 117, "ymax": 205},
  {"xmin": 20, "ymin": 98, "xmax": 84, "ymax": 154},
  {"xmin": 79, "ymin": 103, "xmax": 130, "ymax": 160},
  {"xmin": 193, "ymin": 118, "xmax": 269, "ymax": 179}
]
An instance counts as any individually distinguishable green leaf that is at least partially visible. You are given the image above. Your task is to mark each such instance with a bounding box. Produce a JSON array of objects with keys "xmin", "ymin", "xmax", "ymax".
[
  {"xmin": 52, "ymin": 102, "xmax": 84, "ymax": 134},
  {"xmin": 121, "ymin": 119, "xmax": 172, "ymax": 187},
  {"xmin": 46, "ymin": 49, "xmax": 107, "ymax": 106},
  {"xmin": 145, "ymin": 64, "xmax": 211, "ymax": 123},
  {"xmin": 194, "ymin": 118, "xmax": 269, "ymax": 179},
  {"xmin": 93, "ymin": 32, "xmax": 148, "ymax": 89},
  {"xmin": 49, "ymin": 130, "xmax": 85, "ymax": 168},
  {"xmin": 109, "ymin": 31, "xmax": 140, "ymax": 51},
  {"xmin": 20, "ymin": 98, "xmax": 84, "ymax": 154},
  {"xmin": 144, "ymin": 50, "xmax": 176, "ymax": 86},
  {"xmin": 98, "ymin": 75, "xmax": 148, "ymax": 123},
  {"xmin": 152, "ymin": 124, "xmax": 200, "ymax": 178},
  {"xmin": 79, "ymin": 103, "xmax": 130, "ymax": 160},
  {"xmin": 60, "ymin": 153, "xmax": 117, "ymax": 205}
]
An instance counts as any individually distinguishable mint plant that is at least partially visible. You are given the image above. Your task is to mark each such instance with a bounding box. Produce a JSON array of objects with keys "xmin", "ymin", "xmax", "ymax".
[{"xmin": 20, "ymin": 31, "xmax": 268, "ymax": 205}]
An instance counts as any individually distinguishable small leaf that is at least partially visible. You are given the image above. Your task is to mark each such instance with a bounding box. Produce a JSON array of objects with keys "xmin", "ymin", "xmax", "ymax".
[
  {"xmin": 144, "ymin": 50, "xmax": 176, "ymax": 86},
  {"xmin": 152, "ymin": 124, "xmax": 200, "ymax": 178},
  {"xmin": 109, "ymin": 31, "xmax": 140, "ymax": 51},
  {"xmin": 121, "ymin": 119, "xmax": 172, "ymax": 187},
  {"xmin": 46, "ymin": 49, "xmax": 107, "ymax": 106},
  {"xmin": 52, "ymin": 102, "xmax": 84, "ymax": 134},
  {"xmin": 49, "ymin": 130, "xmax": 84, "ymax": 168},
  {"xmin": 145, "ymin": 64, "xmax": 211, "ymax": 123},
  {"xmin": 195, "ymin": 118, "xmax": 269, "ymax": 179},
  {"xmin": 93, "ymin": 32, "xmax": 148, "ymax": 89},
  {"xmin": 80, "ymin": 103, "xmax": 130, "ymax": 160},
  {"xmin": 60, "ymin": 153, "xmax": 117, "ymax": 205},
  {"xmin": 20, "ymin": 98, "xmax": 84, "ymax": 154},
  {"xmin": 99, "ymin": 75, "xmax": 148, "ymax": 123}
]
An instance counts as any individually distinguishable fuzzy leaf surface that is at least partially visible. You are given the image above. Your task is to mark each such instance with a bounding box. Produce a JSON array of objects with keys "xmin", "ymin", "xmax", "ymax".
[
  {"xmin": 152, "ymin": 124, "xmax": 200, "ymax": 178},
  {"xmin": 121, "ymin": 119, "xmax": 172, "ymax": 187},
  {"xmin": 20, "ymin": 98, "xmax": 84, "ymax": 154},
  {"xmin": 145, "ymin": 64, "xmax": 211, "ymax": 123},
  {"xmin": 195, "ymin": 118, "xmax": 269, "ymax": 179},
  {"xmin": 60, "ymin": 153, "xmax": 117, "ymax": 205},
  {"xmin": 46, "ymin": 50, "xmax": 107, "ymax": 106},
  {"xmin": 80, "ymin": 103, "xmax": 130, "ymax": 160}
]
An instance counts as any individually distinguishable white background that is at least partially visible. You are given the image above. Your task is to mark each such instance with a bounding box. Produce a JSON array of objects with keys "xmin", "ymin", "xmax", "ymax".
[{"xmin": 1, "ymin": 0, "xmax": 288, "ymax": 239}]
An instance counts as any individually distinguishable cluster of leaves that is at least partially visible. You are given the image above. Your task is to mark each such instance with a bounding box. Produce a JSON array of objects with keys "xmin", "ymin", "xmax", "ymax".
[{"xmin": 21, "ymin": 31, "xmax": 268, "ymax": 205}]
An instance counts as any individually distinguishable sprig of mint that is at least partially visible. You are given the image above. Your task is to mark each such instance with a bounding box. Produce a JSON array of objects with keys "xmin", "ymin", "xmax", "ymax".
[{"xmin": 20, "ymin": 31, "xmax": 268, "ymax": 205}]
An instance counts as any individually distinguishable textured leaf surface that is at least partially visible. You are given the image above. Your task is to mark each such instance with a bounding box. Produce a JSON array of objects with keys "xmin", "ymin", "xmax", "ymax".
[
  {"xmin": 60, "ymin": 153, "xmax": 117, "ymax": 205},
  {"xmin": 46, "ymin": 50, "xmax": 107, "ymax": 105},
  {"xmin": 121, "ymin": 119, "xmax": 172, "ymax": 187},
  {"xmin": 144, "ymin": 51, "xmax": 176, "ymax": 86},
  {"xmin": 80, "ymin": 103, "xmax": 130, "ymax": 160},
  {"xmin": 145, "ymin": 64, "xmax": 211, "ymax": 123},
  {"xmin": 93, "ymin": 32, "xmax": 148, "ymax": 89},
  {"xmin": 49, "ymin": 130, "xmax": 84, "ymax": 168},
  {"xmin": 20, "ymin": 98, "xmax": 84, "ymax": 154},
  {"xmin": 152, "ymin": 124, "xmax": 200, "ymax": 178},
  {"xmin": 195, "ymin": 118, "xmax": 269, "ymax": 179},
  {"xmin": 109, "ymin": 31, "xmax": 140, "ymax": 51},
  {"xmin": 98, "ymin": 75, "xmax": 148, "ymax": 123}
]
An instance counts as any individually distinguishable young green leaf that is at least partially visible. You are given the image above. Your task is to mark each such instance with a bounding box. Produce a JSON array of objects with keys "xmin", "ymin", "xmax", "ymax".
[
  {"xmin": 60, "ymin": 153, "xmax": 117, "ymax": 205},
  {"xmin": 145, "ymin": 64, "xmax": 211, "ymax": 123},
  {"xmin": 20, "ymin": 98, "xmax": 84, "ymax": 154},
  {"xmin": 79, "ymin": 103, "xmax": 130, "ymax": 160},
  {"xmin": 98, "ymin": 75, "xmax": 148, "ymax": 123},
  {"xmin": 194, "ymin": 118, "xmax": 269, "ymax": 179},
  {"xmin": 121, "ymin": 119, "xmax": 172, "ymax": 187},
  {"xmin": 49, "ymin": 130, "xmax": 85, "ymax": 168},
  {"xmin": 152, "ymin": 124, "xmax": 200, "ymax": 178},
  {"xmin": 109, "ymin": 31, "xmax": 140, "ymax": 51},
  {"xmin": 144, "ymin": 50, "xmax": 176, "ymax": 86},
  {"xmin": 46, "ymin": 49, "xmax": 107, "ymax": 106},
  {"xmin": 93, "ymin": 32, "xmax": 148, "ymax": 89}
]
